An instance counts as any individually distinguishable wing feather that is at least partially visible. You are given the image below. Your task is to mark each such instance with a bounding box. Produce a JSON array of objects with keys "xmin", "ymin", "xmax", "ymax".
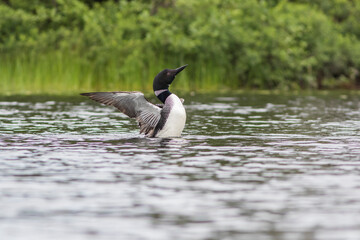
[{"xmin": 81, "ymin": 92, "xmax": 161, "ymax": 136}]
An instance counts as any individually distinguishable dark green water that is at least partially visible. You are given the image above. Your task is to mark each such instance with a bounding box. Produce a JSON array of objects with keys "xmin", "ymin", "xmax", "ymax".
[{"xmin": 0, "ymin": 93, "xmax": 360, "ymax": 240}]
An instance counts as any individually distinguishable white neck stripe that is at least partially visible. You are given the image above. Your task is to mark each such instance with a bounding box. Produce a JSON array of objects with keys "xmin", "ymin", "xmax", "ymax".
[{"xmin": 154, "ymin": 89, "xmax": 168, "ymax": 96}]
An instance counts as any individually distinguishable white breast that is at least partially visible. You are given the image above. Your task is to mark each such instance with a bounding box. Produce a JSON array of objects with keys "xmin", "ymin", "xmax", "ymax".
[{"xmin": 156, "ymin": 94, "xmax": 186, "ymax": 138}]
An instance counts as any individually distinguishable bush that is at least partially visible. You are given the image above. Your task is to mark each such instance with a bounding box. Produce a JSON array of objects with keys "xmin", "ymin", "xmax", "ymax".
[{"xmin": 1, "ymin": 0, "xmax": 360, "ymax": 93}]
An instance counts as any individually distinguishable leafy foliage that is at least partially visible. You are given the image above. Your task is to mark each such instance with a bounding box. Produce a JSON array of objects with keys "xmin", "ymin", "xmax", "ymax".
[{"xmin": 1, "ymin": 0, "xmax": 360, "ymax": 93}]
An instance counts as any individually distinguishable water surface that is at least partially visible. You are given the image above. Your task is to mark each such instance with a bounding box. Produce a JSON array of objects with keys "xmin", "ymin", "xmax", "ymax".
[{"xmin": 0, "ymin": 93, "xmax": 360, "ymax": 240}]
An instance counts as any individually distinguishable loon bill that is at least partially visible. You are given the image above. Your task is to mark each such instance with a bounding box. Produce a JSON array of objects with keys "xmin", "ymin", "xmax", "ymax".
[{"xmin": 81, "ymin": 64, "xmax": 188, "ymax": 138}]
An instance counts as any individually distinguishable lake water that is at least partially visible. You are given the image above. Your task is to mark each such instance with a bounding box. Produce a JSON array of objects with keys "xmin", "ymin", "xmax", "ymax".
[{"xmin": 0, "ymin": 92, "xmax": 360, "ymax": 240}]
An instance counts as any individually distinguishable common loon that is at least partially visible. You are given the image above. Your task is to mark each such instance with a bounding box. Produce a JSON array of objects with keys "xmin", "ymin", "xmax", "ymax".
[{"xmin": 81, "ymin": 65, "xmax": 188, "ymax": 138}]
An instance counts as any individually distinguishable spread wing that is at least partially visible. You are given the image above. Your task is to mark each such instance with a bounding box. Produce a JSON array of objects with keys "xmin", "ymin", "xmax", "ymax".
[{"xmin": 81, "ymin": 91, "xmax": 161, "ymax": 136}]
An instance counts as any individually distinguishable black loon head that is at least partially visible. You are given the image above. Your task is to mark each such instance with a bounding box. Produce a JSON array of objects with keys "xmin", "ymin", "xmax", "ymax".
[{"xmin": 153, "ymin": 64, "xmax": 188, "ymax": 92}]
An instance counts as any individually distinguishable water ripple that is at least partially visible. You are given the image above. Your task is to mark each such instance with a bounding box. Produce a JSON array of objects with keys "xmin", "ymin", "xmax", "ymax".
[{"xmin": 0, "ymin": 93, "xmax": 360, "ymax": 240}]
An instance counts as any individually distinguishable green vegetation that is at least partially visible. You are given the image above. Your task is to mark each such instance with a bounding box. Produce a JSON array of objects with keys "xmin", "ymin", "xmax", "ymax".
[{"xmin": 1, "ymin": 0, "xmax": 360, "ymax": 94}]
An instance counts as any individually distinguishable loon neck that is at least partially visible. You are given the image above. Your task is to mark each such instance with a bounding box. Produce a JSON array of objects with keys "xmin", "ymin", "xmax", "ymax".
[{"xmin": 155, "ymin": 89, "xmax": 172, "ymax": 103}]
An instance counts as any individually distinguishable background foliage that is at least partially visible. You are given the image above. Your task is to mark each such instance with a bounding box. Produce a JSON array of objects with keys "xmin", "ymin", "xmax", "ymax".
[{"xmin": 1, "ymin": 0, "xmax": 360, "ymax": 93}]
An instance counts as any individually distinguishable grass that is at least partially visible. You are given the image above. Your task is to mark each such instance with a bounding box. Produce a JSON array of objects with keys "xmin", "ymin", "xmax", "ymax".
[{"xmin": 0, "ymin": 50, "xmax": 238, "ymax": 95}]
